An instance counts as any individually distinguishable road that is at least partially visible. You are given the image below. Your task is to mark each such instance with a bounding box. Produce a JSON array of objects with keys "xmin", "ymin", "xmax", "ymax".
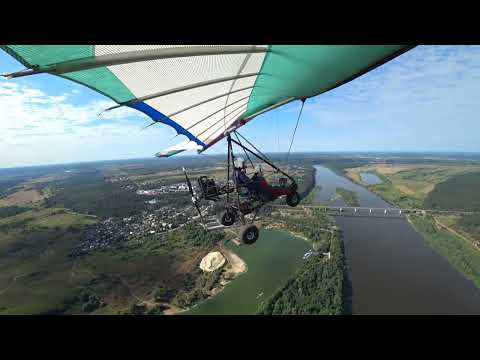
[
  {"xmin": 433, "ymin": 217, "xmax": 480, "ymax": 251},
  {"xmin": 0, "ymin": 273, "xmax": 28, "ymax": 296}
]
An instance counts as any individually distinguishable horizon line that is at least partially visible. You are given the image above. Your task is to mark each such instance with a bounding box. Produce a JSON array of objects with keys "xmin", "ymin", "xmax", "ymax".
[{"xmin": 3, "ymin": 150, "xmax": 480, "ymax": 171}]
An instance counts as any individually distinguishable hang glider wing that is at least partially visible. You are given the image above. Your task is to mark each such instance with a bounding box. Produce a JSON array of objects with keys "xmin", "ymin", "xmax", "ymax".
[
  {"xmin": 155, "ymin": 139, "xmax": 203, "ymax": 158},
  {"xmin": 1, "ymin": 45, "xmax": 415, "ymax": 156}
]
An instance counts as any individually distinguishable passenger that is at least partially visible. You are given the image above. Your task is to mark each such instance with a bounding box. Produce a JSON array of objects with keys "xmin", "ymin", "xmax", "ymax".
[{"xmin": 251, "ymin": 165, "xmax": 273, "ymax": 201}]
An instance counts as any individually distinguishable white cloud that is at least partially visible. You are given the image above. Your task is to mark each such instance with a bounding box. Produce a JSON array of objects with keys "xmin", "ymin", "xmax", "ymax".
[
  {"xmin": 260, "ymin": 45, "xmax": 480, "ymax": 152},
  {"xmin": 0, "ymin": 78, "xmax": 176, "ymax": 167},
  {"xmin": 3, "ymin": 45, "xmax": 480, "ymax": 166}
]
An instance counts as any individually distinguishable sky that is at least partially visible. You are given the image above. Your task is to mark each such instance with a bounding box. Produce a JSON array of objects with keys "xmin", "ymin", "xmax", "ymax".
[{"xmin": 1, "ymin": 45, "xmax": 480, "ymax": 168}]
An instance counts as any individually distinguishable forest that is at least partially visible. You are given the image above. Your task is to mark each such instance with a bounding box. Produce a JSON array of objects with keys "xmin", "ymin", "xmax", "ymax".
[
  {"xmin": 0, "ymin": 205, "xmax": 31, "ymax": 219},
  {"xmin": 44, "ymin": 172, "xmax": 190, "ymax": 218},
  {"xmin": 271, "ymin": 209, "xmax": 335, "ymax": 251},
  {"xmin": 111, "ymin": 223, "xmax": 224, "ymax": 312},
  {"xmin": 457, "ymin": 213, "xmax": 480, "ymax": 241},
  {"xmin": 258, "ymin": 225, "xmax": 347, "ymax": 315},
  {"xmin": 424, "ymin": 172, "xmax": 480, "ymax": 211},
  {"xmin": 260, "ymin": 209, "xmax": 348, "ymax": 314}
]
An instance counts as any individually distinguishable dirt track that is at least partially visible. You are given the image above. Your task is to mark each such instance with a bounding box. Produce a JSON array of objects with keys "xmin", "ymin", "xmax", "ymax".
[
  {"xmin": 433, "ymin": 217, "xmax": 480, "ymax": 251},
  {"xmin": 219, "ymin": 242, "xmax": 247, "ymax": 275}
]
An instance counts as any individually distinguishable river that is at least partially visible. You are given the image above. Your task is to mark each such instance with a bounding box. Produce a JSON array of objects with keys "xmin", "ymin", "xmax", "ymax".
[
  {"xmin": 314, "ymin": 165, "xmax": 480, "ymax": 314},
  {"xmin": 187, "ymin": 165, "xmax": 480, "ymax": 315},
  {"xmin": 185, "ymin": 229, "xmax": 311, "ymax": 315}
]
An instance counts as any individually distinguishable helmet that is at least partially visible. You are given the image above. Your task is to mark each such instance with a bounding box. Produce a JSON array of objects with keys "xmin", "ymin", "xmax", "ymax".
[{"xmin": 234, "ymin": 157, "xmax": 245, "ymax": 169}]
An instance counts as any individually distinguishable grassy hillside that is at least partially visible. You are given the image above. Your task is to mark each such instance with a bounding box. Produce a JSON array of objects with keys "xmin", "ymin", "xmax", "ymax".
[
  {"xmin": 0, "ymin": 202, "xmax": 222, "ymax": 314},
  {"xmin": 0, "ymin": 210, "xmax": 96, "ymax": 314}
]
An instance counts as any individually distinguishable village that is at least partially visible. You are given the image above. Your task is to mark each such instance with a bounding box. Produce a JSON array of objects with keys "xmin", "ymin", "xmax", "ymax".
[
  {"xmin": 65, "ymin": 165, "xmax": 241, "ymax": 258},
  {"xmin": 71, "ymin": 203, "xmax": 207, "ymax": 256},
  {"xmin": 135, "ymin": 182, "xmax": 192, "ymax": 196},
  {"xmin": 71, "ymin": 175, "xmax": 216, "ymax": 256}
]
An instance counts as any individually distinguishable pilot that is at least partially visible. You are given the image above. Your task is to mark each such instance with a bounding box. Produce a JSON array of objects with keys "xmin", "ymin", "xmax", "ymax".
[
  {"xmin": 233, "ymin": 157, "xmax": 251, "ymax": 187},
  {"xmin": 234, "ymin": 159, "xmax": 271, "ymax": 200}
]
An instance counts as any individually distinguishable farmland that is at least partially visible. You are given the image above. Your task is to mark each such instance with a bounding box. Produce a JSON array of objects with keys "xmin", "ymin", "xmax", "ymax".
[{"xmin": 343, "ymin": 163, "xmax": 480, "ymax": 209}]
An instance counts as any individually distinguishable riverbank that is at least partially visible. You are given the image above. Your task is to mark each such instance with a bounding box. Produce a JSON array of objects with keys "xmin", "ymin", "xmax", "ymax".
[
  {"xmin": 337, "ymin": 165, "xmax": 480, "ymax": 291},
  {"xmin": 336, "ymin": 167, "xmax": 402, "ymax": 208},
  {"xmin": 261, "ymin": 207, "xmax": 349, "ymax": 314},
  {"xmin": 164, "ymin": 240, "xmax": 247, "ymax": 315},
  {"xmin": 336, "ymin": 187, "xmax": 360, "ymax": 207},
  {"xmin": 307, "ymin": 164, "xmax": 480, "ymax": 314},
  {"xmin": 184, "ymin": 229, "xmax": 311, "ymax": 315},
  {"xmin": 408, "ymin": 214, "xmax": 480, "ymax": 289},
  {"xmin": 264, "ymin": 223, "xmax": 311, "ymax": 244},
  {"xmin": 332, "ymin": 165, "xmax": 480, "ymax": 292},
  {"xmin": 258, "ymin": 215, "xmax": 348, "ymax": 314},
  {"xmin": 301, "ymin": 185, "xmax": 322, "ymax": 205}
]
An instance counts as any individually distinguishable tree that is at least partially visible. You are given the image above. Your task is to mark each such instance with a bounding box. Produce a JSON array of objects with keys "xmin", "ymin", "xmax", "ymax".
[
  {"xmin": 130, "ymin": 303, "xmax": 147, "ymax": 315},
  {"xmin": 153, "ymin": 286, "xmax": 173, "ymax": 303}
]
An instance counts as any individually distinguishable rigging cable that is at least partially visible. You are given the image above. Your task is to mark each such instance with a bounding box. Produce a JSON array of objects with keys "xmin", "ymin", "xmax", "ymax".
[
  {"xmin": 285, "ymin": 98, "xmax": 306, "ymax": 164},
  {"xmin": 234, "ymin": 130, "xmax": 277, "ymax": 179},
  {"xmin": 235, "ymin": 130, "xmax": 272, "ymax": 164},
  {"xmin": 233, "ymin": 131, "xmax": 255, "ymax": 169},
  {"xmin": 276, "ymin": 111, "xmax": 280, "ymax": 153}
]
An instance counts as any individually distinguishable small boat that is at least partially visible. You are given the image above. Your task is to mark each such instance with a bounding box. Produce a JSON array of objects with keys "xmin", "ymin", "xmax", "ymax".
[{"xmin": 303, "ymin": 250, "xmax": 313, "ymax": 259}]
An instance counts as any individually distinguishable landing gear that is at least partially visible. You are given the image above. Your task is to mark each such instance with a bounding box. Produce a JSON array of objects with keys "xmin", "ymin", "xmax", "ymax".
[
  {"xmin": 183, "ymin": 131, "xmax": 299, "ymax": 248},
  {"xmin": 240, "ymin": 224, "xmax": 259, "ymax": 245},
  {"xmin": 219, "ymin": 209, "xmax": 235, "ymax": 226},
  {"xmin": 286, "ymin": 191, "xmax": 300, "ymax": 207}
]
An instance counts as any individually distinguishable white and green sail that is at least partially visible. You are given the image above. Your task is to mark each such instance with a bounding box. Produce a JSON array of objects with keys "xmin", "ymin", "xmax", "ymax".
[{"xmin": 1, "ymin": 45, "xmax": 414, "ymax": 157}]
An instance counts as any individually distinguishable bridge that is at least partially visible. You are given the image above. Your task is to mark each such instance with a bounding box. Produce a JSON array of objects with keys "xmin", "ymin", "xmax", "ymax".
[{"xmin": 271, "ymin": 204, "xmax": 478, "ymax": 217}]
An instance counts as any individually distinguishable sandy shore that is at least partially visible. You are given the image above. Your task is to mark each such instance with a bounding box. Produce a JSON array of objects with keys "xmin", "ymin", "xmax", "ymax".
[
  {"xmin": 163, "ymin": 241, "xmax": 247, "ymax": 315},
  {"xmin": 220, "ymin": 242, "xmax": 247, "ymax": 276}
]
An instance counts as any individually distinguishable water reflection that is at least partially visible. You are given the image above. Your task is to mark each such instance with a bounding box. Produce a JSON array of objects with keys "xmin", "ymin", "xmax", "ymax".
[{"xmin": 360, "ymin": 172, "xmax": 383, "ymax": 185}]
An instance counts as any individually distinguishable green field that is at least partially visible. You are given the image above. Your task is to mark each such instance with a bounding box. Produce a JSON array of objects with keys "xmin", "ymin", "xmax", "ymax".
[
  {"xmin": 409, "ymin": 214, "xmax": 480, "ymax": 289},
  {"xmin": 368, "ymin": 172, "xmax": 424, "ymax": 208},
  {"xmin": 343, "ymin": 164, "xmax": 480, "ymax": 210},
  {"xmin": 0, "ymin": 207, "xmax": 100, "ymax": 314},
  {"xmin": 336, "ymin": 187, "xmax": 360, "ymax": 207},
  {"xmin": 0, "ymin": 201, "xmax": 221, "ymax": 314},
  {"xmin": 0, "ymin": 207, "xmax": 97, "ymax": 231}
]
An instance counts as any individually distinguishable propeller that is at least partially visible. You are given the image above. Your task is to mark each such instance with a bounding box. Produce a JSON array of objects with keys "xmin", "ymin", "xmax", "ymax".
[{"xmin": 182, "ymin": 167, "xmax": 204, "ymax": 223}]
